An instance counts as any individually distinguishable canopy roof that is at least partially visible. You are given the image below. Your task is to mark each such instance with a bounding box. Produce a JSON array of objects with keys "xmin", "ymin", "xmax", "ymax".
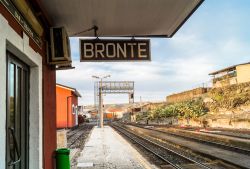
[{"xmin": 40, "ymin": 0, "xmax": 203, "ymax": 37}]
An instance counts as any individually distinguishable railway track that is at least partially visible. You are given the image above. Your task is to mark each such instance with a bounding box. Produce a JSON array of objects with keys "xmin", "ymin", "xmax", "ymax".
[
  {"xmin": 112, "ymin": 124, "xmax": 213, "ymax": 169},
  {"xmin": 129, "ymin": 123, "xmax": 250, "ymax": 140},
  {"xmin": 131, "ymin": 124, "xmax": 250, "ymax": 155},
  {"xmin": 67, "ymin": 124, "xmax": 93, "ymax": 148}
]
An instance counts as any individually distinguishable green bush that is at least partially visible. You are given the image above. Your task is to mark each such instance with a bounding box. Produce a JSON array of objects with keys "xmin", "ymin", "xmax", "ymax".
[{"xmin": 146, "ymin": 98, "xmax": 208, "ymax": 121}]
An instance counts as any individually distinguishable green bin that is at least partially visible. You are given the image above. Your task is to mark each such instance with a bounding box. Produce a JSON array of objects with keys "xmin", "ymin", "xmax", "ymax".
[{"xmin": 55, "ymin": 148, "xmax": 70, "ymax": 169}]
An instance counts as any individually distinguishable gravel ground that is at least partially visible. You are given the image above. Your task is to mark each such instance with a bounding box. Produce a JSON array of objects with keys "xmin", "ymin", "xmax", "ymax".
[{"xmin": 128, "ymin": 123, "xmax": 250, "ymax": 151}]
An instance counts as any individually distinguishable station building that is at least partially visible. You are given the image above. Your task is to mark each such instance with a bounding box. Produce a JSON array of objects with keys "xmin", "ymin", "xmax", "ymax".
[
  {"xmin": 56, "ymin": 84, "xmax": 81, "ymax": 129},
  {"xmin": 0, "ymin": 0, "xmax": 203, "ymax": 169}
]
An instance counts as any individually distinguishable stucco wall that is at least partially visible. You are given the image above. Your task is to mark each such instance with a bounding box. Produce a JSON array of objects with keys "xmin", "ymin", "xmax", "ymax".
[
  {"xmin": 43, "ymin": 65, "xmax": 56, "ymax": 169},
  {"xmin": 236, "ymin": 64, "xmax": 250, "ymax": 84},
  {"xmin": 166, "ymin": 87, "xmax": 208, "ymax": 103}
]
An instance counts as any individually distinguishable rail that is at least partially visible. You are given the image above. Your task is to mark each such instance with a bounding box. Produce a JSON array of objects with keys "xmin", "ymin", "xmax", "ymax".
[{"xmin": 112, "ymin": 124, "xmax": 212, "ymax": 169}]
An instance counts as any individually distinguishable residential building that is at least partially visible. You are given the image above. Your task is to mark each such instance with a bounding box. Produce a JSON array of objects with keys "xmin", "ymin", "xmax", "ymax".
[{"xmin": 209, "ymin": 62, "xmax": 250, "ymax": 88}]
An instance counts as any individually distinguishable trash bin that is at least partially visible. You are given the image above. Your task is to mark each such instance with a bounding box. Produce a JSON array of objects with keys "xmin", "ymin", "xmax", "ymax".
[{"xmin": 55, "ymin": 148, "xmax": 70, "ymax": 169}]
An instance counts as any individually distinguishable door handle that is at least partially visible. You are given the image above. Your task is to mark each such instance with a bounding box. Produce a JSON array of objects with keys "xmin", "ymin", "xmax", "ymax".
[{"xmin": 8, "ymin": 127, "xmax": 21, "ymax": 166}]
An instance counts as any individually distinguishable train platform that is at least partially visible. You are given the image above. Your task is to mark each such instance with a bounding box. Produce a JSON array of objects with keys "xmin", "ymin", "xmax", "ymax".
[{"xmin": 76, "ymin": 126, "xmax": 157, "ymax": 169}]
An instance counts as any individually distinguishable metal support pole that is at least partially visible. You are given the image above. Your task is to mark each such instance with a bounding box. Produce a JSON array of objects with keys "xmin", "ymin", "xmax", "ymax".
[
  {"xmin": 92, "ymin": 75, "xmax": 110, "ymax": 128},
  {"xmin": 99, "ymin": 80, "xmax": 104, "ymax": 128}
]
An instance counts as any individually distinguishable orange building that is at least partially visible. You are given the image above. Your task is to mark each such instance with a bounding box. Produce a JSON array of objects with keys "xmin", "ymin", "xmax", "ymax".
[
  {"xmin": 56, "ymin": 84, "xmax": 82, "ymax": 128},
  {"xmin": 105, "ymin": 113, "xmax": 114, "ymax": 119}
]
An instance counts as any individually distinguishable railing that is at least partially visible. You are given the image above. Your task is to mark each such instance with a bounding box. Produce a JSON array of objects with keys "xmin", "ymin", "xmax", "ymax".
[{"xmin": 213, "ymin": 71, "xmax": 236, "ymax": 83}]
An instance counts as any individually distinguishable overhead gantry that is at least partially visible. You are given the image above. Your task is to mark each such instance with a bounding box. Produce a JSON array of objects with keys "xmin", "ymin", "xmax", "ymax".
[{"xmin": 94, "ymin": 81, "xmax": 134, "ymax": 127}]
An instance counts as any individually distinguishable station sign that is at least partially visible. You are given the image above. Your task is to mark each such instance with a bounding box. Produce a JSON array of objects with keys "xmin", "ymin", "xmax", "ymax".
[{"xmin": 80, "ymin": 39, "xmax": 151, "ymax": 62}]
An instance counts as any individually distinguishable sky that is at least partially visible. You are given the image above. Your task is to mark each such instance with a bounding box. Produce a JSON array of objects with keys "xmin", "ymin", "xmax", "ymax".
[{"xmin": 57, "ymin": 0, "xmax": 250, "ymax": 105}]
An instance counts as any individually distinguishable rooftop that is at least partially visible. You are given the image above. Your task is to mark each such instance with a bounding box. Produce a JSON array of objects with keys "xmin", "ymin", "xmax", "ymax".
[
  {"xmin": 56, "ymin": 83, "xmax": 82, "ymax": 97},
  {"xmin": 209, "ymin": 62, "xmax": 250, "ymax": 76}
]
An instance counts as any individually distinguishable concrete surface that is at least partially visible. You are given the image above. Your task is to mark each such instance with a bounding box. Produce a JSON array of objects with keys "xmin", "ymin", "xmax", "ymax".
[
  {"xmin": 76, "ymin": 126, "xmax": 158, "ymax": 169},
  {"xmin": 57, "ymin": 129, "xmax": 67, "ymax": 148},
  {"xmin": 70, "ymin": 148, "xmax": 80, "ymax": 161}
]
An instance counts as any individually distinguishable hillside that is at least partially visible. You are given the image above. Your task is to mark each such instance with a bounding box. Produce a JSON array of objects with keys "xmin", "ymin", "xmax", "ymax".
[
  {"xmin": 201, "ymin": 82, "xmax": 250, "ymax": 128},
  {"xmin": 136, "ymin": 82, "xmax": 250, "ymax": 129}
]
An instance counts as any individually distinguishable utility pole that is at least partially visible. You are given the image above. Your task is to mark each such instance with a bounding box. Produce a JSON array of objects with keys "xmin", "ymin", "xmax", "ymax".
[
  {"xmin": 99, "ymin": 78, "xmax": 103, "ymax": 128},
  {"xmin": 92, "ymin": 75, "xmax": 110, "ymax": 128}
]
